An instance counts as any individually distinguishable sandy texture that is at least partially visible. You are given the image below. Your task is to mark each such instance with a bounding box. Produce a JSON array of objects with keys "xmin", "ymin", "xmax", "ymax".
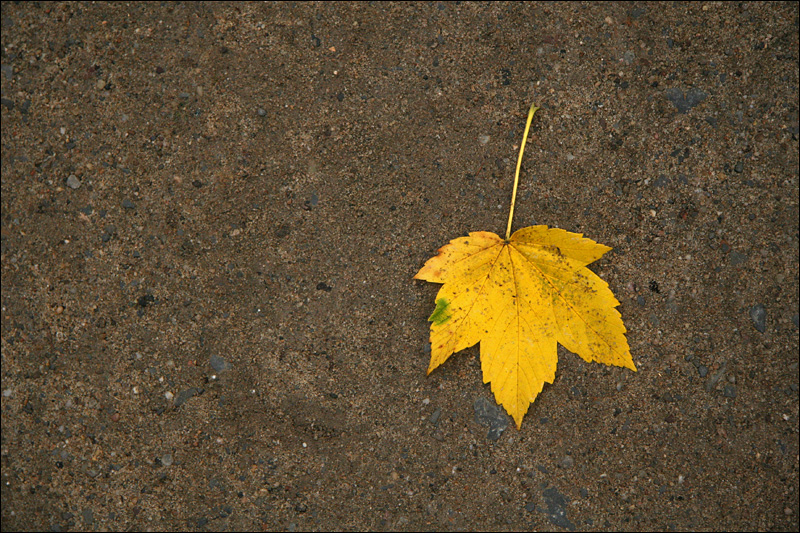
[{"xmin": 2, "ymin": 2, "xmax": 798, "ymax": 531}]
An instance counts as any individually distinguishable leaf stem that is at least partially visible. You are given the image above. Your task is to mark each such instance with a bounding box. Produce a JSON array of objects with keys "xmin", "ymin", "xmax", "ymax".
[{"xmin": 505, "ymin": 102, "xmax": 540, "ymax": 241}]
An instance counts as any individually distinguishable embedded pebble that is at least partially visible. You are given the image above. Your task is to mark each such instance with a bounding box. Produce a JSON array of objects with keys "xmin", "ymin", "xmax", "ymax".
[
  {"xmin": 161, "ymin": 454, "xmax": 174, "ymax": 467},
  {"xmin": 174, "ymin": 387, "xmax": 202, "ymax": 407},
  {"xmin": 66, "ymin": 174, "xmax": 81, "ymax": 189},
  {"xmin": 749, "ymin": 304, "xmax": 766, "ymax": 333},
  {"xmin": 541, "ymin": 486, "xmax": 575, "ymax": 530},
  {"xmin": 473, "ymin": 397, "xmax": 509, "ymax": 441},
  {"xmin": 665, "ymin": 87, "xmax": 708, "ymax": 113},
  {"xmin": 210, "ymin": 354, "xmax": 232, "ymax": 372}
]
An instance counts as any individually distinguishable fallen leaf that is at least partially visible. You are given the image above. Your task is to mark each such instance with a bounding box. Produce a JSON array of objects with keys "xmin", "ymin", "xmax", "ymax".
[{"xmin": 414, "ymin": 104, "xmax": 635, "ymax": 429}]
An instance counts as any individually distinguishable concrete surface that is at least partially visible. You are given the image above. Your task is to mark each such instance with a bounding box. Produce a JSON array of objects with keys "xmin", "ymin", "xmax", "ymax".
[{"xmin": 1, "ymin": 2, "xmax": 798, "ymax": 531}]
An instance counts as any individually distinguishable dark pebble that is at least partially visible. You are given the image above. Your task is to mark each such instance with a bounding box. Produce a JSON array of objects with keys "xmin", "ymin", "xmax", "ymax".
[
  {"xmin": 316, "ymin": 282, "xmax": 332, "ymax": 292},
  {"xmin": 729, "ymin": 252, "xmax": 747, "ymax": 266},
  {"xmin": 429, "ymin": 407, "xmax": 442, "ymax": 426},
  {"xmin": 209, "ymin": 354, "xmax": 232, "ymax": 372},
  {"xmin": 174, "ymin": 387, "xmax": 202, "ymax": 407},
  {"xmin": 636, "ymin": 295, "xmax": 646, "ymax": 306},
  {"xmin": 192, "ymin": 180, "xmax": 203, "ymax": 188},
  {"xmin": 122, "ymin": 198, "xmax": 135, "ymax": 209},
  {"xmin": 1, "ymin": 97, "xmax": 15, "ymax": 110},
  {"xmin": 257, "ymin": 108, "xmax": 267, "ymax": 117},
  {"xmin": 473, "ymin": 396, "xmax": 509, "ymax": 441},
  {"xmin": 542, "ymin": 486, "xmax": 576, "ymax": 531},
  {"xmin": 723, "ymin": 385, "xmax": 736, "ymax": 398},
  {"xmin": 652, "ymin": 175, "xmax": 670, "ymax": 188},
  {"xmin": 295, "ymin": 503, "xmax": 308, "ymax": 513},
  {"xmin": 665, "ymin": 87, "xmax": 708, "ymax": 114},
  {"xmin": 275, "ymin": 224, "xmax": 291, "ymax": 238},
  {"xmin": 734, "ymin": 161, "xmax": 743, "ymax": 173},
  {"xmin": 749, "ymin": 304, "xmax": 766, "ymax": 333},
  {"xmin": 698, "ymin": 365, "xmax": 708, "ymax": 378},
  {"xmin": 137, "ymin": 294, "xmax": 155, "ymax": 308}
]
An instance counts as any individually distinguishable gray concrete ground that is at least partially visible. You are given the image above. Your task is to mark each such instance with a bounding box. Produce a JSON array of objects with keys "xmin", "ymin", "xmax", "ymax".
[{"xmin": 2, "ymin": 2, "xmax": 798, "ymax": 531}]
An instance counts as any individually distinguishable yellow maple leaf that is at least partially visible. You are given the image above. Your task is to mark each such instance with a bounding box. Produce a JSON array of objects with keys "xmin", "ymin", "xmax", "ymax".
[{"xmin": 414, "ymin": 104, "xmax": 636, "ymax": 429}]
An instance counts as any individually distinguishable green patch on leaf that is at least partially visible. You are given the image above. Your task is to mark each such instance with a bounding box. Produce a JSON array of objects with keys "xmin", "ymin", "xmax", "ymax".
[{"xmin": 428, "ymin": 298, "xmax": 451, "ymax": 325}]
